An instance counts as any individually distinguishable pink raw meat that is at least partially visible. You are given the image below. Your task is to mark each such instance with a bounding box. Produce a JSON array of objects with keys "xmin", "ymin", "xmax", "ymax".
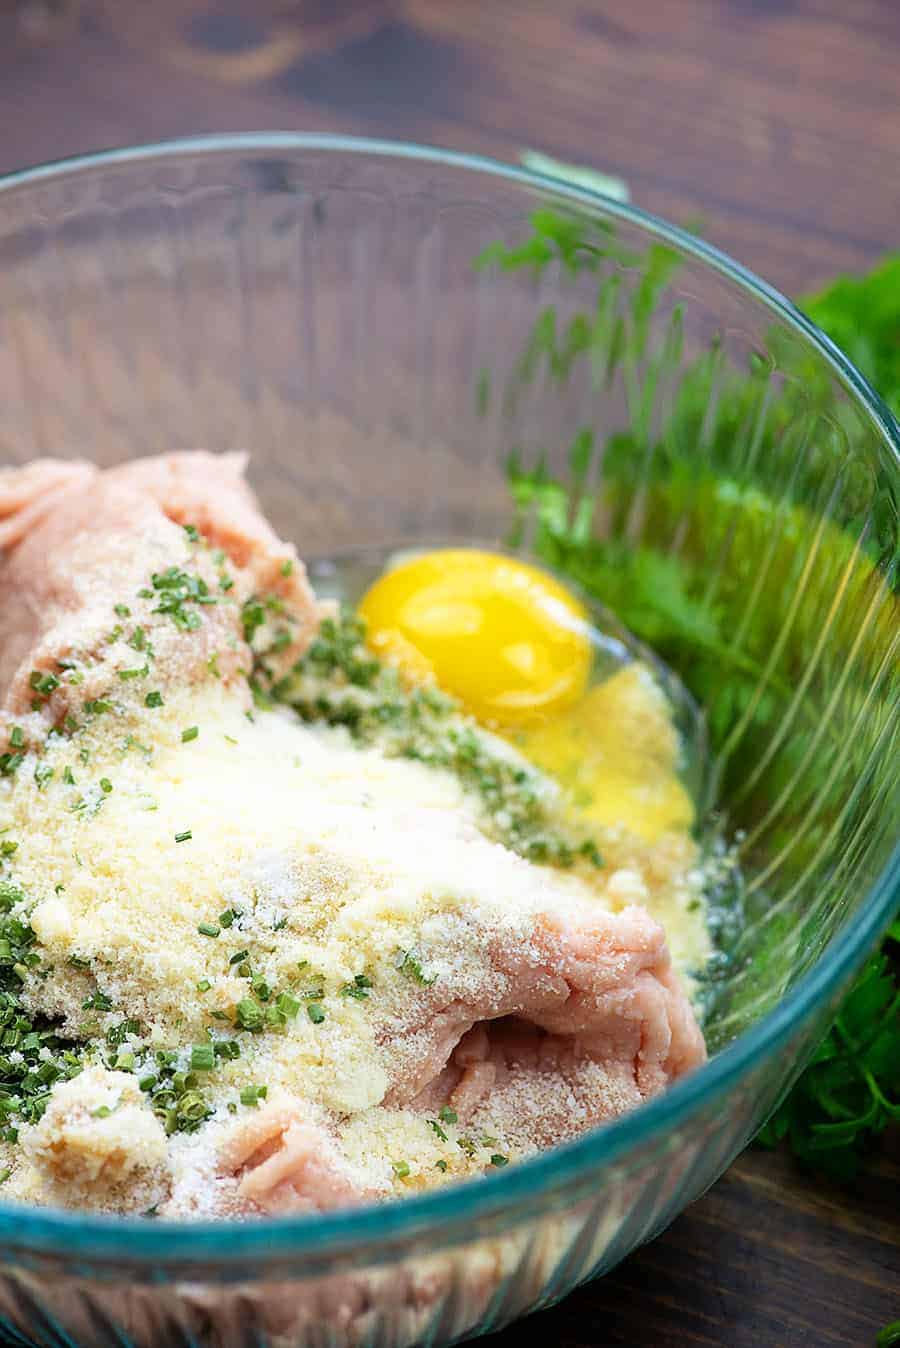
[{"xmin": 0, "ymin": 452, "xmax": 323, "ymax": 720}]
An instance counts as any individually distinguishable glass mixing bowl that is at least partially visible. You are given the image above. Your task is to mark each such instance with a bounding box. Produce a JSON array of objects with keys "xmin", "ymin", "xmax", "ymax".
[{"xmin": 0, "ymin": 135, "xmax": 895, "ymax": 1348}]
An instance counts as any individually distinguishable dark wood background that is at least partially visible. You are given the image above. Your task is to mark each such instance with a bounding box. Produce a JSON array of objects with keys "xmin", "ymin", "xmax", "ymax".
[{"xmin": 0, "ymin": 1, "xmax": 897, "ymax": 1344}]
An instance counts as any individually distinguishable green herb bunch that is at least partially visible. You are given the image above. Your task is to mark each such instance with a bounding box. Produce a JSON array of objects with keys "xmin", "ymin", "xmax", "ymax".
[{"xmin": 477, "ymin": 199, "xmax": 898, "ymax": 1177}]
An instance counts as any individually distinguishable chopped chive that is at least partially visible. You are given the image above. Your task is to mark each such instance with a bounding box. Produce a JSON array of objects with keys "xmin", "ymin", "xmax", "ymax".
[
  {"xmin": 190, "ymin": 1044, "xmax": 215, "ymax": 1072},
  {"xmin": 175, "ymin": 830, "xmax": 192, "ymax": 844},
  {"xmin": 196, "ymin": 979, "xmax": 212, "ymax": 993},
  {"xmin": 340, "ymin": 973, "xmax": 373, "ymax": 1000},
  {"xmin": 145, "ymin": 691, "xmax": 163, "ymax": 708},
  {"xmin": 280, "ymin": 559, "xmax": 294, "ymax": 576},
  {"xmin": 91, "ymin": 1104, "xmax": 114, "ymax": 1119},
  {"xmin": 490, "ymin": 1154, "xmax": 509, "ymax": 1168},
  {"xmin": 99, "ymin": 778, "xmax": 113, "ymax": 794},
  {"xmin": 208, "ymin": 653, "xmax": 221, "ymax": 678},
  {"xmin": 439, "ymin": 1105, "xmax": 458, "ymax": 1125},
  {"xmin": 8, "ymin": 727, "xmax": 23, "ymax": 748},
  {"xmin": 239, "ymin": 1084, "xmax": 267, "ymax": 1107},
  {"xmin": 276, "ymin": 991, "xmax": 301, "ymax": 1019},
  {"xmin": 118, "ymin": 665, "xmax": 148, "ymax": 681},
  {"xmin": 114, "ymin": 603, "xmax": 131, "ymax": 618},
  {"xmin": 0, "ymin": 840, "xmax": 18, "ymax": 857},
  {"xmin": 306, "ymin": 1002, "xmax": 325, "ymax": 1025},
  {"xmin": 392, "ymin": 1160, "xmax": 410, "ymax": 1179},
  {"xmin": 197, "ymin": 922, "xmax": 219, "ymax": 938},
  {"xmin": 184, "ymin": 524, "xmax": 200, "ymax": 543},
  {"xmin": 435, "ymin": 1159, "xmax": 448, "ymax": 1173},
  {"xmin": 397, "ymin": 950, "xmax": 437, "ymax": 986},
  {"xmin": 181, "ymin": 726, "xmax": 199, "ymax": 743},
  {"xmin": 84, "ymin": 699, "xmax": 111, "ymax": 715},
  {"xmin": 63, "ymin": 766, "xmax": 76, "ymax": 785},
  {"xmin": 29, "ymin": 671, "xmax": 59, "ymax": 696},
  {"xmin": 228, "ymin": 949, "xmax": 250, "ymax": 966},
  {"xmin": 235, "ymin": 999, "xmax": 264, "ymax": 1032},
  {"xmin": 427, "ymin": 1119, "xmax": 448, "ymax": 1142},
  {"xmin": 34, "ymin": 764, "xmax": 54, "ymax": 789}
]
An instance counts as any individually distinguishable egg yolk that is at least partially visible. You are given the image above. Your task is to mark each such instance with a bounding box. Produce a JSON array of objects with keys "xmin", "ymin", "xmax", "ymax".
[
  {"xmin": 358, "ymin": 549, "xmax": 592, "ymax": 727},
  {"xmin": 514, "ymin": 664, "xmax": 694, "ymax": 842}
]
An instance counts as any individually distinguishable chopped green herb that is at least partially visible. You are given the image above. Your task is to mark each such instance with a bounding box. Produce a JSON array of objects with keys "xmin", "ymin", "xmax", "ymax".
[
  {"xmin": 99, "ymin": 778, "xmax": 113, "ymax": 794},
  {"xmin": 83, "ymin": 700, "xmax": 111, "ymax": 716},
  {"xmin": 114, "ymin": 603, "xmax": 131, "ymax": 618},
  {"xmin": 239, "ymin": 1084, "xmax": 267, "ymax": 1107},
  {"xmin": 435, "ymin": 1159, "xmax": 448, "ymax": 1173},
  {"xmin": 427, "ymin": 1118, "xmax": 448, "ymax": 1142},
  {"xmin": 8, "ymin": 728, "xmax": 23, "ymax": 749},
  {"xmin": 146, "ymin": 565, "xmax": 215, "ymax": 631},
  {"xmin": 340, "ymin": 973, "xmax": 373, "ymax": 1000},
  {"xmin": 197, "ymin": 979, "xmax": 212, "ymax": 993},
  {"xmin": 197, "ymin": 922, "xmax": 220, "ymax": 938},
  {"xmin": 181, "ymin": 725, "xmax": 199, "ymax": 743},
  {"xmin": 280, "ymin": 559, "xmax": 294, "ymax": 576},
  {"xmin": 218, "ymin": 909, "xmax": 237, "ymax": 929},
  {"xmin": 397, "ymin": 950, "xmax": 436, "ymax": 987},
  {"xmin": 306, "ymin": 1002, "xmax": 325, "ymax": 1025},
  {"xmin": 91, "ymin": 1104, "xmax": 115, "ymax": 1119},
  {"xmin": 235, "ymin": 998, "xmax": 265, "ymax": 1032},
  {"xmin": 29, "ymin": 671, "xmax": 59, "ymax": 697},
  {"xmin": 489, "ymin": 1154, "xmax": 509, "ymax": 1168},
  {"xmin": 174, "ymin": 830, "xmax": 192, "ymax": 844},
  {"xmin": 392, "ymin": 1160, "xmax": 410, "ymax": 1179},
  {"xmin": 208, "ymin": 653, "xmax": 221, "ymax": 679},
  {"xmin": 276, "ymin": 991, "xmax": 301, "ymax": 1019},
  {"xmin": 63, "ymin": 767, "xmax": 76, "ymax": 786},
  {"xmin": 145, "ymin": 691, "xmax": 164, "ymax": 708},
  {"xmin": 82, "ymin": 991, "xmax": 113, "ymax": 1012},
  {"xmin": 190, "ymin": 1044, "xmax": 215, "ymax": 1072},
  {"xmin": 33, "ymin": 764, "xmax": 54, "ymax": 789},
  {"xmin": 228, "ymin": 949, "xmax": 250, "ymax": 966},
  {"xmin": 0, "ymin": 840, "xmax": 18, "ymax": 858},
  {"xmin": 117, "ymin": 664, "xmax": 149, "ymax": 681},
  {"xmin": 439, "ymin": 1105, "xmax": 458, "ymax": 1125},
  {"xmin": 184, "ymin": 524, "xmax": 200, "ymax": 543}
]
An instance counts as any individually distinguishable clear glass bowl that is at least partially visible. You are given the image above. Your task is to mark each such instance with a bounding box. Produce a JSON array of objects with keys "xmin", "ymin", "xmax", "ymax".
[{"xmin": 0, "ymin": 135, "xmax": 895, "ymax": 1348}]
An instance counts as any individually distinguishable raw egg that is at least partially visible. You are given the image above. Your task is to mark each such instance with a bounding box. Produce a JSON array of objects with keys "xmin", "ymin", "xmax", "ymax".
[
  {"xmin": 514, "ymin": 664, "xmax": 694, "ymax": 842},
  {"xmin": 358, "ymin": 549, "xmax": 592, "ymax": 727}
]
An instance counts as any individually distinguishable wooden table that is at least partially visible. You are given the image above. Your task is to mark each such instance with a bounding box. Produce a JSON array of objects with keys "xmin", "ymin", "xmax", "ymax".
[{"xmin": 0, "ymin": 2, "xmax": 897, "ymax": 1344}]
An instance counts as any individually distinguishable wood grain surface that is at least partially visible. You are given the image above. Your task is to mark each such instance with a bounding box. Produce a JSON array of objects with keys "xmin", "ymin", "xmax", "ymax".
[{"xmin": 0, "ymin": 2, "xmax": 897, "ymax": 1345}]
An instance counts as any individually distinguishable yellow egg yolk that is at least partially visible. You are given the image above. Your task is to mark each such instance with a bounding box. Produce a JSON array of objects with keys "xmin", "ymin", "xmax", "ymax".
[
  {"xmin": 358, "ymin": 549, "xmax": 592, "ymax": 727},
  {"xmin": 513, "ymin": 664, "xmax": 695, "ymax": 842}
]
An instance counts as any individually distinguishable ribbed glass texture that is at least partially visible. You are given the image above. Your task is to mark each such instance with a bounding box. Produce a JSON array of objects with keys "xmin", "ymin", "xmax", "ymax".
[{"xmin": 0, "ymin": 136, "xmax": 895, "ymax": 1348}]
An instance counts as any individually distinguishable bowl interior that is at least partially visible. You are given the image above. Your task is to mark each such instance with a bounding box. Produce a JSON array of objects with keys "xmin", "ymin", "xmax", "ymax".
[{"xmin": 0, "ymin": 138, "xmax": 896, "ymax": 1257}]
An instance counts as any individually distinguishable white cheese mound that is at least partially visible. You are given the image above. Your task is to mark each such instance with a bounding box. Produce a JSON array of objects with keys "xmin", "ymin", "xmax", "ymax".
[{"xmin": 0, "ymin": 681, "xmax": 710, "ymax": 1215}]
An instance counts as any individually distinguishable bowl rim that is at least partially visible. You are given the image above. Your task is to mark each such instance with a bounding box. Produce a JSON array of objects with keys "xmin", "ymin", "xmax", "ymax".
[{"xmin": 0, "ymin": 132, "xmax": 896, "ymax": 1264}]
